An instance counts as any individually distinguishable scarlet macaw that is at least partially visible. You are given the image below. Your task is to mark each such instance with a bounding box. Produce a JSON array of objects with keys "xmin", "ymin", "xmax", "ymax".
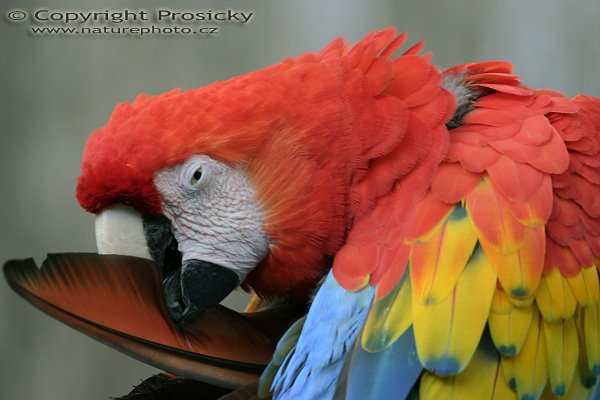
[{"xmin": 5, "ymin": 28, "xmax": 600, "ymax": 399}]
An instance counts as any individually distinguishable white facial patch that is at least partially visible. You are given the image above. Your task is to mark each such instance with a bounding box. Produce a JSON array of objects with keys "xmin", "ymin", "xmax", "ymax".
[{"xmin": 153, "ymin": 155, "xmax": 269, "ymax": 283}]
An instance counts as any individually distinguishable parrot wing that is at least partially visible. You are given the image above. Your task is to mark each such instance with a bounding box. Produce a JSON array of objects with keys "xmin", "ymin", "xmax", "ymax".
[
  {"xmin": 263, "ymin": 271, "xmax": 378, "ymax": 399},
  {"xmin": 3, "ymin": 253, "xmax": 300, "ymax": 389},
  {"xmin": 331, "ymin": 61, "xmax": 600, "ymax": 399}
]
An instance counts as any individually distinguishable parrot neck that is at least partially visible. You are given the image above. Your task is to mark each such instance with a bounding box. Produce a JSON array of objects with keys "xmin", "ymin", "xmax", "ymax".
[{"xmin": 244, "ymin": 34, "xmax": 454, "ymax": 301}]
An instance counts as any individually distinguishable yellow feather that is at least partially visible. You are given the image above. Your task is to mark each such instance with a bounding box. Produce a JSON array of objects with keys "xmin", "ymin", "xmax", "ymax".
[
  {"xmin": 491, "ymin": 286, "xmax": 514, "ymax": 313},
  {"xmin": 419, "ymin": 340, "xmax": 517, "ymax": 400},
  {"xmin": 362, "ymin": 277, "xmax": 412, "ymax": 352},
  {"xmin": 407, "ymin": 201, "xmax": 453, "ymax": 245},
  {"xmin": 542, "ymin": 318, "xmax": 578, "ymax": 396},
  {"xmin": 584, "ymin": 303, "xmax": 600, "ymax": 375},
  {"xmin": 507, "ymin": 294, "xmax": 537, "ymax": 308},
  {"xmin": 536, "ymin": 267, "xmax": 577, "ymax": 321},
  {"xmin": 560, "ymin": 363, "xmax": 599, "ymax": 400},
  {"xmin": 575, "ymin": 308, "xmax": 600, "ymax": 391},
  {"xmin": 513, "ymin": 310, "xmax": 548, "ymax": 400},
  {"xmin": 488, "ymin": 288, "xmax": 533, "ymax": 356},
  {"xmin": 501, "ymin": 356, "xmax": 517, "ymax": 391},
  {"xmin": 409, "ymin": 205, "xmax": 478, "ymax": 304},
  {"xmin": 413, "ymin": 244, "xmax": 496, "ymax": 375},
  {"xmin": 466, "ymin": 178, "xmax": 525, "ymax": 254},
  {"xmin": 566, "ymin": 266, "xmax": 600, "ymax": 307},
  {"xmin": 478, "ymin": 226, "xmax": 544, "ymax": 305}
]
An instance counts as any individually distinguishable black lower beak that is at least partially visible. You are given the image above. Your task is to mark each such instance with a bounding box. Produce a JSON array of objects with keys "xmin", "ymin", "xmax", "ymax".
[
  {"xmin": 163, "ymin": 260, "xmax": 239, "ymax": 323},
  {"xmin": 143, "ymin": 215, "xmax": 240, "ymax": 323}
]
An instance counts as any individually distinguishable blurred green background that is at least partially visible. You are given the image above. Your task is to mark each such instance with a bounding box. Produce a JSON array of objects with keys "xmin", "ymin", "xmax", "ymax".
[{"xmin": 1, "ymin": 0, "xmax": 599, "ymax": 398}]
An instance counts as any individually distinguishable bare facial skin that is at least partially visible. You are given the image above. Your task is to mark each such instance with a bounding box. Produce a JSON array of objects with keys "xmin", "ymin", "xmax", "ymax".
[{"xmin": 154, "ymin": 155, "xmax": 270, "ymax": 283}]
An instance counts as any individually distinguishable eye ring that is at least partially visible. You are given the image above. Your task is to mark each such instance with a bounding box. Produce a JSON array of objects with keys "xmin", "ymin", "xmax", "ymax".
[{"xmin": 180, "ymin": 155, "xmax": 212, "ymax": 190}]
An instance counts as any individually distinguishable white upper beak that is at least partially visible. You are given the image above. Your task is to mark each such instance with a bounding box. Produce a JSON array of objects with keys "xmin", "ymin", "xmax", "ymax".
[{"xmin": 95, "ymin": 204, "xmax": 152, "ymax": 260}]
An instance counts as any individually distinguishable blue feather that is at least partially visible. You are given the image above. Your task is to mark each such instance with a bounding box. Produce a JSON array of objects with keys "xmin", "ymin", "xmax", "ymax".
[
  {"xmin": 270, "ymin": 270, "xmax": 374, "ymax": 399},
  {"xmin": 594, "ymin": 380, "xmax": 600, "ymax": 400},
  {"xmin": 343, "ymin": 326, "xmax": 422, "ymax": 400}
]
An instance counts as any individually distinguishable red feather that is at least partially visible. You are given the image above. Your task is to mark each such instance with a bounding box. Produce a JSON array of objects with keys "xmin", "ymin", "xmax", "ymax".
[
  {"xmin": 546, "ymin": 219, "xmax": 584, "ymax": 245},
  {"xmin": 510, "ymin": 115, "xmax": 554, "ymax": 146},
  {"xmin": 448, "ymin": 142, "xmax": 502, "ymax": 173},
  {"xmin": 475, "ymin": 92, "xmax": 534, "ymax": 111},
  {"xmin": 405, "ymin": 191, "xmax": 454, "ymax": 242},
  {"xmin": 528, "ymin": 128, "xmax": 570, "ymax": 174},
  {"xmin": 466, "ymin": 179, "xmax": 525, "ymax": 252},
  {"xmin": 502, "ymin": 175, "xmax": 553, "ymax": 227},
  {"xmin": 430, "ymin": 162, "xmax": 483, "ymax": 204},
  {"xmin": 473, "ymin": 83, "xmax": 533, "ymax": 96},
  {"xmin": 569, "ymin": 239, "xmax": 596, "ymax": 267},
  {"xmin": 486, "ymin": 157, "xmax": 544, "ymax": 203},
  {"xmin": 489, "ymin": 138, "xmax": 542, "ymax": 163},
  {"xmin": 544, "ymin": 240, "xmax": 581, "ymax": 277}
]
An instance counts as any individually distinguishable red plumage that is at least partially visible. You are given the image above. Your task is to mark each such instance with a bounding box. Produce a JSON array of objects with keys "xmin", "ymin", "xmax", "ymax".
[
  {"xmin": 77, "ymin": 29, "xmax": 453, "ymax": 299},
  {"xmin": 77, "ymin": 28, "xmax": 600, "ymax": 311},
  {"xmin": 0, "ymin": 26, "xmax": 578, "ymax": 398}
]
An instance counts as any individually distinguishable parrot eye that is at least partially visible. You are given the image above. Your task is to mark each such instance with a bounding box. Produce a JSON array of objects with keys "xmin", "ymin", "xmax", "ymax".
[
  {"xmin": 177, "ymin": 155, "xmax": 213, "ymax": 190},
  {"xmin": 190, "ymin": 168, "xmax": 203, "ymax": 185}
]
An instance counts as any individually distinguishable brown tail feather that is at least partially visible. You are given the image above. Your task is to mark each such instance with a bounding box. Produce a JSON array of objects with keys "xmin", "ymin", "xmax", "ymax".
[{"xmin": 3, "ymin": 254, "xmax": 300, "ymax": 389}]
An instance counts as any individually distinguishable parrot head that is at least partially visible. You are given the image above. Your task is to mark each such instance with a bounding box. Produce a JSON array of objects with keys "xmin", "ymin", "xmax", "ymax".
[
  {"xmin": 76, "ymin": 28, "xmax": 452, "ymax": 322},
  {"xmin": 76, "ymin": 37, "xmax": 359, "ymax": 320}
]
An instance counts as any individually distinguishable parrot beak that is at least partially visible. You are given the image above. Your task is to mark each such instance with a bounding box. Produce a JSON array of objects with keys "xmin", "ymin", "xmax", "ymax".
[
  {"xmin": 95, "ymin": 204, "xmax": 152, "ymax": 260},
  {"xmin": 163, "ymin": 259, "xmax": 239, "ymax": 322},
  {"xmin": 95, "ymin": 205, "xmax": 239, "ymax": 322}
]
